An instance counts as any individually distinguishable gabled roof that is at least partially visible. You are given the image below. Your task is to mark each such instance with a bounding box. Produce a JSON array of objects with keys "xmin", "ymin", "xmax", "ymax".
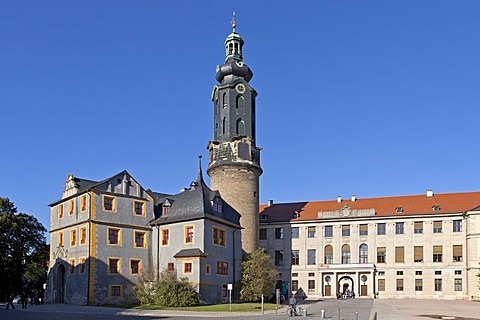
[
  {"xmin": 173, "ymin": 248, "xmax": 207, "ymax": 258},
  {"xmin": 260, "ymin": 191, "xmax": 480, "ymax": 223}
]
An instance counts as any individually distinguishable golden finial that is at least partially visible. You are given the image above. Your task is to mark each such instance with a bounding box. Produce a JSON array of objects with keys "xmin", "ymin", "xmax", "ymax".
[{"xmin": 231, "ymin": 12, "xmax": 236, "ymax": 32}]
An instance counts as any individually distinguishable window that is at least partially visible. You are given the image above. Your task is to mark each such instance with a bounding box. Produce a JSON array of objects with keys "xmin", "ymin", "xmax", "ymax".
[
  {"xmin": 395, "ymin": 222, "xmax": 404, "ymax": 234},
  {"xmin": 396, "ymin": 279, "xmax": 403, "ymax": 291},
  {"xmin": 341, "ymin": 244, "xmax": 351, "ymax": 264},
  {"xmin": 69, "ymin": 199, "xmax": 74, "ymax": 215},
  {"xmin": 378, "ymin": 271, "xmax": 385, "ymax": 276},
  {"xmin": 342, "ymin": 225, "xmax": 350, "ymax": 237},
  {"xmin": 324, "ymin": 225, "xmax": 333, "ymax": 237},
  {"xmin": 81, "ymin": 195, "xmax": 87, "ymax": 211},
  {"xmin": 206, "ymin": 265, "xmax": 211, "ymax": 274},
  {"xmin": 307, "ymin": 226, "xmax": 316, "ymax": 238},
  {"xmin": 435, "ymin": 270, "xmax": 442, "ymax": 275},
  {"xmin": 161, "ymin": 229, "xmax": 169, "ymax": 246},
  {"xmin": 108, "ymin": 258, "xmax": 120, "ymax": 274},
  {"xmin": 292, "ymin": 273, "xmax": 298, "ymax": 277},
  {"xmin": 307, "ymin": 249, "xmax": 316, "ymax": 265},
  {"xmin": 110, "ymin": 285, "xmax": 122, "ymax": 297},
  {"xmin": 414, "ymin": 246, "xmax": 423, "ymax": 262},
  {"xmin": 69, "ymin": 258, "xmax": 75, "ymax": 274},
  {"xmin": 292, "ymin": 280, "xmax": 299, "ymax": 292},
  {"xmin": 415, "ymin": 271, "xmax": 422, "ymax": 275},
  {"xmin": 359, "ymin": 244, "xmax": 368, "ymax": 263},
  {"xmin": 80, "ymin": 227, "xmax": 87, "ymax": 245},
  {"xmin": 432, "ymin": 205, "xmax": 441, "ymax": 211},
  {"xmin": 213, "ymin": 197, "xmax": 223, "ymax": 213},
  {"xmin": 378, "ymin": 279, "xmax": 385, "ymax": 291},
  {"xmin": 454, "ymin": 278, "xmax": 462, "ymax": 291},
  {"xmin": 213, "ymin": 227, "xmax": 226, "ymax": 246},
  {"xmin": 359, "ymin": 224, "xmax": 368, "ymax": 236},
  {"xmin": 59, "ymin": 232, "xmax": 64, "ymax": 246},
  {"xmin": 130, "ymin": 259, "xmax": 141, "ymax": 275},
  {"xmin": 134, "ymin": 231, "xmax": 146, "ymax": 248},
  {"xmin": 433, "ymin": 221, "xmax": 442, "ymax": 233},
  {"xmin": 455, "ymin": 270, "xmax": 462, "ymax": 275},
  {"xmin": 259, "ymin": 228, "xmax": 267, "ymax": 240},
  {"xmin": 183, "ymin": 262, "xmax": 193, "ymax": 274},
  {"xmin": 274, "ymin": 250, "xmax": 284, "ymax": 266},
  {"xmin": 453, "ymin": 245, "xmax": 463, "ymax": 262},
  {"xmin": 216, "ymin": 261, "xmax": 228, "ymax": 275},
  {"xmin": 108, "ymin": 228, "xmax": 121, "ymax": 245},
  {"xmin": 395, "ymin": 247, "xmax": 404, "ymax": 263},
  {"xmin": 79, "ymin": 257, "xmax": 86, "ymax": 274},
  {"xmin": 415, "ymin": 279, "xmax": 423, "ymax": 291},
  {"xmin": 70, "ymin": 229, "xmax": 76, "ymax": 247},
  {"xmin": 185, "ymin": 226, "xmax": 194, "ymax": 244},
  {"xmin": 291, "ymin": 250, "xmax": 299, "ymax": 265},
  {"xmin": 308, "ymin": 280, "xmax": 315, "ymax": 292},
  {"xmin": 377, "ymin": 247, "xmax": 386, "ymax": 263},
  {"xmin": 395, "ymin": 207, "xmax": 403, "ymax": 213},
  {"xmin": 377, "ymin": 223, "xmax": 386, "ymax": 235},
  {"xmin": 134, "ymin": 201, "xmax": 145, "ymax": 216},
  {"xmin": 167, "ymin": 262, "xmax": 175, "ymax": 272},
  {"xmin": 275, "ymin": 228, "xmax": 284, "ymax": 239},
  {"xmin": 103, "ymin": 196, "xmax": 115, "ymax": 212},
  {"xmin": 308, "ymin": 272, "xmax": 315, "ymax": 277},
  {"xmin": 414, "ymin": 221, "xmax": 423, "ymax": 234},
  {"xmin": 291, "ymin": 227, "xmax": 299, "ymax": 239},
  {"xmin": 162, "ymin": 205, "xmax": 170, "ymax": 216},
  {"xmin": 397, "ymin": 271, "xmax": 403, "ymax": 275},
  {"xmin": 58, "ymin": 204, "xmax": 64, "ymax": 219},
  {"xmin": 433, "ymin": 245, "xmax": 443, "ymax": 262},
  {"xmin": 324, "ymin": 245, "xmax": 333, "ymax": 264},
  {"xmin": 453, "ymin": 220, "xmax": 462, "ymax": 232}
]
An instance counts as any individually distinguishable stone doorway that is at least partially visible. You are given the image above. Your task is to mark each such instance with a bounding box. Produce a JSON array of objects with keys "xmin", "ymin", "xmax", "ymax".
[{"xmin": 54, "ymin": 264, "xmax": 66, "ymax": 303}]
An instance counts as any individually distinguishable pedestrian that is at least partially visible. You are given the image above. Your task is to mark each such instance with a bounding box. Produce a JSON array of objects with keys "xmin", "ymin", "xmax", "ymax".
[
  {"xmin": 289, "ymin": 295, "xmax": 297, "ymax": 315},
  {"xmin": 21, "ymin": 291, "xmax": 28, "ymax": 309},
  {"xmin": 5, "ymin": 293, "xmax": 15, "ymax": 310}
]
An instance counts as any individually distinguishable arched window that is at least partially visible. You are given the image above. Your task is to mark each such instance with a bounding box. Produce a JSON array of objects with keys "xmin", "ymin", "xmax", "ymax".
[
  {"xmin": 341, "ymin": 244, "xmax": 351, "ymax": 264},
  {"xmin": 222, "ymin": 92, "xmax": 228, "ymax": 108},
  {"xmin": 236, "ymin": 118, "xmax": 245, "ymax": 135},
  {"xmin": 222, "ymin": 117, "xmax": 227, "ymax": 135},
  {"xmin": 359, "ymin": 244, "xmax": 368, "ymax": 263},
  {"xmin": 236, "ymin": 95, "xmax": 245, "ymax": 109},
  {"xmin": 228, "ymin": 43, "xmax": 233, "ymax": 55},
  {"xmin": 324, "ymin": 245, "xmax": 333, "ymax": 264}
]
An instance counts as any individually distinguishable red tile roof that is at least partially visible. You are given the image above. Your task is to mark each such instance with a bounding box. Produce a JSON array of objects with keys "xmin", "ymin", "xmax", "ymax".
[{"xmin": 259, "ymin": 192, "xmax": 480, "ymax": 223}]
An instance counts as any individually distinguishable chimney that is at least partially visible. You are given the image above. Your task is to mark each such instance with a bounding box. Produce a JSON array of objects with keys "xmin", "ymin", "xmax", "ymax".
[
  {"xmin": 351, "ymin": 194, "xmax": 356, "ymax": 202},
  {"xmin": 426, "ymin": 189, "xmax": 434, "ymax": 198},
  {"xmin": 337, "ymin": 196, "xmax": 342, "ymax": 203},
  {"xmin": 268, "ymin": 200, "xmax": 274, "ymax": 207}
]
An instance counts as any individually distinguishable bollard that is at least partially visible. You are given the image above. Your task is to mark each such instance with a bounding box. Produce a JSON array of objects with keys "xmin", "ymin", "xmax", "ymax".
[
  {"xmin": 303, "ymin": 308, "xmax": 307, "ymax": 317},
  {"xmin": 356, "ymin": 311, "xmax": 358, "ymax": 320},
  {"xmin": 320, "ymin": 309, "xmax": 325, "ymax": 318}
]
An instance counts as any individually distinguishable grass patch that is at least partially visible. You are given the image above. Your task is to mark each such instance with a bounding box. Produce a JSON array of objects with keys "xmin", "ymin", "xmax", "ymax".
[{"xmin": 135, "ymin": 302, "xmax": 279, "ymax": 312}]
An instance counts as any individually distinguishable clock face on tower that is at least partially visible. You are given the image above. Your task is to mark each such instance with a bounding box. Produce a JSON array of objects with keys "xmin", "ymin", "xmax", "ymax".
[{"xmin": 235, "ymin": 83, "xmax": 246, "ymax": 94}]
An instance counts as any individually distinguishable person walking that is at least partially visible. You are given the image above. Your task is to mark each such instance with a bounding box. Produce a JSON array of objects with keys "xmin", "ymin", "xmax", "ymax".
[
  {"xmin": 21, "ymin": 291, "xmax": 28, "ymax": 309},
  {"xmin": 5, "ymin": 293, "xmax": 15, "ymax": 310},
  {"xmin": 289, "ymin": 295, "xmax": 297, "ymax": 315}
]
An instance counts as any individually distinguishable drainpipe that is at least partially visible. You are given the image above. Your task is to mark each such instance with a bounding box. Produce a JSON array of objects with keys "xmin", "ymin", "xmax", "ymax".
[
  {"xmin": 464, "ymin": 211, "xmax": 468, "ymax": 299},
  {"xmin": 86, "ymin": 191, "xmax": 92, "ymax": 306},
  {"xmin": 232, "ymin": 227, "xmax": 237, "ymax": 300},
  {"xmin": 157, "ymin": 224, "xmax": 160, "ymax": 280}
]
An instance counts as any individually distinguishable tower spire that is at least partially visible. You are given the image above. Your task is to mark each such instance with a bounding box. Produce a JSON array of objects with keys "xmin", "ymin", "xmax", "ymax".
[
  {"xmin": 231, "ymin": 12, "xmax": 236, "ymax": 32},
  {"xmin": 196, "ymin": 155, "xmax": 203, "ymax": 184}
]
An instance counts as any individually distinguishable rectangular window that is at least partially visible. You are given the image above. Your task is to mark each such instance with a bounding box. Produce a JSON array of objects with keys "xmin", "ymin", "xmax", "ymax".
[
  {"xmin": 206, "ymin": 265, "xmax": 211, "ymax": 274},
  {"xmin": 395, "ymin": 222, "xmax": 404, "ymax": 234},
  {"xmin": 80, "ymin": 227, "xmax": 87, "ymax": 245},
  {"xmin": 453, "ymin": 245, "xmax": 463, "ymax": 262},
  {"xmin": 70, "ymin": 229, "xmax": 76, "ymax": 247},
  {"xmin": 216, "ymin": 260, "xmax": 228, "ymax": 275},
  {"xmin": 167, "ymin": 262, "xmax": 175, "ymax": 272},
  {"xmin": 275, "ymin": 250, "xmax": 284, "ymax": 266},
  {"xmin": 108, "ymin": 228, "xmax": 121, "ymax": 245},
  {"xmin": 308, "ymin": 280, "xmax": 315, "ymax": 292},
  {"xmin": 433, "ymin": 221, "xmax": 442, "ymax": 233},
  {"xmin": 161, "ymin": 229, "xmax": 169, "ymax": 246},
  {"xmin": 415, "ymin": 279, "xmax": 423, "ymax": 291},
  {"xmin": 415, "ymin": 271, "xmax": 422, "ymax": 275},
  {"xmin": 69, "ymin": 258, "xmax": 75, "ymax": 274},
  {"xmin": 395, "ymin": 247, "xmax": 405, "ymax": 263},
  {"xmin": 396, "ymin": 279, "xmax": 403, "ymax": 291},
  {"xmin": 435, "ymin": 270, "xmax": 441, "ymax": 275},
  {"xmin": 359, "ymin": 224, "xmax": 368, "ymax": 236},
  {"xmin": 414, "ymin": 246, "xmax": 423, "ymax": 262},
  {"xmin": 58, "ymin": 204, "xmax": 64, "ymax": 219},
  {"xmin": 291, "ymin": 227, "xmax": 299, "ymax": 239},
  {"xmin": 103, "ymin": 196, "xmax": 115, "ymax": 212},
  {"xmin": 183, "ymin": 262, "xmax": 192, "ymax": 274},
  {"xmin": 79, "ymin": 257, "xmax": 86, "ymax": 274},
  {"xmin": 378, "ymin": 271, "xmax": 385, "ymax": 276},
  {"xmin": 307, "ymin": 249, "xmax": 316, "ymax": 265},
  {"xmin": 134, "ymin": 231, "xmax": 146, "ymax": 248},
  {"xmin": 455, "ymin": 270, "xmax": 462, "ymax": 275},
  {"xmin": 110, "ymin": 285, "xmax": 122, "ymax": 297},
  {"xmin": 291, "ymin": 250, "xmax": 299, "ymax": 265},
  {"xmin": 292, "ymin": 280, "xmax": 299, "ymax": 292},
  {"xmin": 59, "ymin": 232, "xmax": 64, "ymax": 246},
  {"xmin": 134, "ymin": 201, "xmax": 145, "ymax": 216},
  {"xmin": 81, "ymin": 195, "xmax": 87, "ymax": 211},
  {"xmin": 342, "ymin": 225, "xmax": 350, "ymax": 237},
  {"xmin": 213, "ymin": 227, "xmax": 226, "ymax": 246},
  {"xmin": 433, "ymin": 245, "xmax": 443, "ymax": 262},
  {"xmin": 185, "ymin": 226, "xmax": 194, "ymax": 244},
  {"xmin": 454, "ymin": 278, "xmax": 462, "ymax": 291},
  {"xmin": 308, "ymin": 272, "xmax": 315, "ymax": 277},
  {"xmin": 378, "ymin": 279, "xmax": 385, "ymax": 291},
  {"xmin": 130, "ymin": 259, "xmax": 141, "ymax": 275},
  {"xmin": 222, "ymin": 284, "xmax": 228, "ymax": 298},
  {"xmin": 324, "ymin": 225, "xmax": 333, "ymax": 237},
  {"xmin": 69, "ymin": 199, "xmax": 74, "ymax": 215},
  {"xmin": 397, "ymin": 271, "xmax": 403, "ymax": 276},
  {"xmin": 307, "ymin": 226, "xmax": 316, "ymax": 238},
  {"xmin": 377, "ymin": 223, "xmax": 386, "ymax": 235},
  {"xmin": 435, "ymin": 279, "xmax": 442, "ymax": 291},
  {"xmin": 377, "ymin": 247, "xmax": 386, "ymax": 263},
  {"xmin": 259, "ymin": 228, "xmax": 267, "ymax": 240},
  {"xmin": 453, "ymin": 220, "xmax": 462, "ymax": 232},
  {"xmin": 108, "ymin": 258, "xmax": 120, "ymax": 274},
  {"xmin": 414, "ymin": 221, "xmax": 423, "ymax": 234},
  {"xmin": 275, "ymin": 228, "xmax": 284, "ymax": 239},
  {"xmin": 162, "ymin": 205, "xmax": 170, "ymax": 216}
]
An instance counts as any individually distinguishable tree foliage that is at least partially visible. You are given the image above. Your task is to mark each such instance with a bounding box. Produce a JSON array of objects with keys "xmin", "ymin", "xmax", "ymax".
[
  {"xmin": 0, "ymin": 197, "xmax": 48, "ymax": 297},
  {"xmin": 240, "ymin": 248, "xmax": 279, "ymax": 302},
  {"xmin": 134, "ymin": 270, "xmax": 200, "ymax": 307}
]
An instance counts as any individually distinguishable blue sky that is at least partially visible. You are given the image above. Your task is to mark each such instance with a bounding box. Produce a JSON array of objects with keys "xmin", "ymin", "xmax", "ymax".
[{"xmin": 1, "ymin": 1, "xmax": 480, "ymax": 232}]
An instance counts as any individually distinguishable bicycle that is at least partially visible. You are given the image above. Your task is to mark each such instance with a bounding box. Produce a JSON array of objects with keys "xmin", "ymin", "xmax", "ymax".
[{"xmin": 286, "ymin": 305, "xmax": 305, "ymax": 317}]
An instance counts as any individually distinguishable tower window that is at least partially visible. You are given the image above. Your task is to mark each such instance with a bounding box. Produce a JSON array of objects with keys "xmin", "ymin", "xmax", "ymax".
[
  {"xmin": 236, "ymin": 119, "xmax": 245, "ymax": 135},
  {"xmin": 222, "ymin": 117, "xmax": 227, "ymax": 135}
]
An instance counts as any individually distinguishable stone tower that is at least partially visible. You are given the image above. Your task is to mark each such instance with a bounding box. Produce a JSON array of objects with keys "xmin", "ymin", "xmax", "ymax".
[{"xmin": 207, "ymin": 17, "xmax": 262, "ymax": 254}]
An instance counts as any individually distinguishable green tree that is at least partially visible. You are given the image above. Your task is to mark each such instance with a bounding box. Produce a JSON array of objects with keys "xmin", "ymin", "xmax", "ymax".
[
  {"xmin": 0, "ymin": 197, "xmax": 48, "ymax": 297},
  {"xmin": 240, "ymin": 248, "xmax": 279, "ymax": 302}
]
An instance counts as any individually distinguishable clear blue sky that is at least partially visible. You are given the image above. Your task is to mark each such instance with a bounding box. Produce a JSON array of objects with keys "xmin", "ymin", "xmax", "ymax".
[{"xmin": 1, "ymin": 1, "xmax": 480, "ymax": 232}]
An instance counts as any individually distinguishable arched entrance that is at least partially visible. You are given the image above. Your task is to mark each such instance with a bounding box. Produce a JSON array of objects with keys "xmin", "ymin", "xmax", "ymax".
[
  {"xmin": 338, "ymin": 275, "xmax": 354, "ymax": 297},
  {"xmin": 54, "ymin": 264, "xmax": 66, "ymax": 303}
]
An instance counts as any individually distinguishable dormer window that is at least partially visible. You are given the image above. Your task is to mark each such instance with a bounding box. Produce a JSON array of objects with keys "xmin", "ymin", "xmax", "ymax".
[
  {"xmin": 395, "ymin": 207, "xmax": 403, "ymax": 213},
  {"xmin": 432, "ymin": 205, "xmax": 441, "ymax": 211},
  {"xmin": 162, "ymin": 205, "xmax": 170, "ymax": 216},
  {"xmin": 260, "ymin": 215, "xmax": 268, "ymax": 222},
  {"xmin": 293, "ymin": 212, "xmax": 299, "ymax": 219},
  {"xmin": 213, "ymin": 197, "xmax": 223, "ymax": 214}
]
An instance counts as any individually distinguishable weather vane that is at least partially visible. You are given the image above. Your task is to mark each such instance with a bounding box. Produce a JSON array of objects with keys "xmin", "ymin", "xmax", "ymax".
[{"xmin": 231, "ymin": 12, "xmax": 236, "ymax": 32}]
